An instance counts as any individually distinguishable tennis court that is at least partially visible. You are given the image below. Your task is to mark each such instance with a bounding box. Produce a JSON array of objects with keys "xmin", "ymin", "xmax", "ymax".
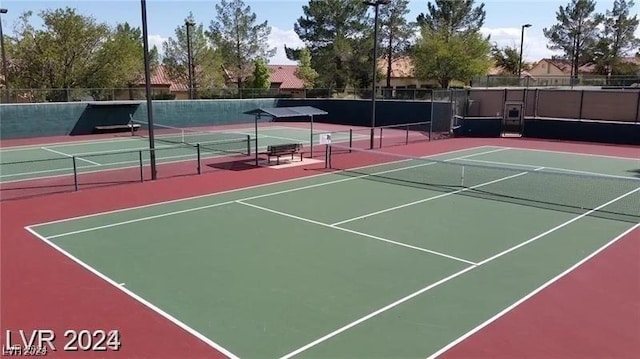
[
  {"xmin": 0, "ymin": 124, "xmax": 361, "ymax": 183},
  {"xmin": 24, "ymin": 144, "xmax": 640, "ymax": 358}
]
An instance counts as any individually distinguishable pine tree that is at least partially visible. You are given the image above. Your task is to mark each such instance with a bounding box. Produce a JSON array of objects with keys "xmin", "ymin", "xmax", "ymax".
[
  {"xmin": 543, "ymin": 0, "xmax": 602, "ymax": 79},
  {"xmin": 413, "ymin": 0, "xmax": 491, "ymax": 88},
  {"xmin": 208, "ymin": 0, "xmax": 276, "ymax": 88},
  {"xmin": 379, "ymin": 0, "xmax": 416, "ymax": 89}
]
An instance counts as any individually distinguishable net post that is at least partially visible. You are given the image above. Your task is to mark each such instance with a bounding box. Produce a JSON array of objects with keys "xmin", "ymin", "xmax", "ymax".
[
  {"xmin": 379, "ymin": 127, "xmax": 383, "ymax": 148},
  {"xmin": 197, "ymin": 143, "xmax": 201, "ymax": 175},
  {"xmin": 72, "ymin": 156, "xmax": 78, "ymax": 191},
  {"xmin": 405, "ymin": 125, "xmax": 409, "ymax": 145},
  {"xmin": 139, "ymin": 150, "xmax": 144, "ymax": 182},
  {"xmin": 130, "ymin": 114, "xmax": 135, "ymax": 137},
  {"xmin": 461, "ymin": 165, "xmax": 465, "ymax": 187},
  {"xmin": 349, "ymin": 129, "xmax": 353, "ymax": 152},
  {"xmin": 246, "ymin": 134, "xmax": 251, "ymax": 156},
  {"xmin": 429, "ymin": 90, "xmax": 434, "ymax": 141},
  {"xmin": 324, "ymin": 144, "xmax": 329, "ymax": 168}
]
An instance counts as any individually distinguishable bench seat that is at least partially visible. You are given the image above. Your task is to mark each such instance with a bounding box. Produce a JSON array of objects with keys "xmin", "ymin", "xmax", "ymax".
[{"xmin": 261, "ymin": 143, "xmax": 304, "ymax": 165}]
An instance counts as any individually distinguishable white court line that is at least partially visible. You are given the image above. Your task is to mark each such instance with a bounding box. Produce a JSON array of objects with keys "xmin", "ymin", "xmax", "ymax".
[
  {"xmin": 24, "ymin": 227, "xmax": 241, "ymax": 359},
  {"xmin": 279, "ymin": 265, "xmax": 478, "ymax": 359},
  {"xmin": 236, "ymin": 200, "xmax": 477, "ymax": 265},
  {"xmin": 0, "ymin": 125, "xmax": 292, "ymax": 152},
  {"xmin": 502, "ymin": 146, "xmax": 640, "ymax": 161},
  {"xmin": 1, "ymin": 132, "xmax": 357, "ymax": 181},
  {"xmin": 427, "ymin": 221, "xmax": 640, "ymax": 359},
  {"xmin": 278, "ymin": 186, "xmax": 640, "ymax": 359},
  {"xmin": 29, "ymin": 145, "xmax": 494, "ymax": 228},
  {"xmin": 331, "ymin": 169, "xmax": 542, "ymax": 226},
  {"xmin": 41, "ymin": 146, "xmax": 101, "ymax": 166},
  {"xmin": 40, "ymin": 151, "xmax": 492, "ymax": 239},
  {"xmin": 456, "ymin": 158, "xmax": 640, "ymax": 181}
]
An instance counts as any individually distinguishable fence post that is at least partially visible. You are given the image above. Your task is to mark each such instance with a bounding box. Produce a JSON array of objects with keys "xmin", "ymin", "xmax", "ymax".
[
  {"xmin": 429, "ymin": 90, "xmax": 434, "ymax": 141},
  {"xmin": 578, "ymin": 90, "xmax": 585, "ymax": 120},
  {"xmin": 72, "ymin": 156, "xmax": 78, "ymax": 191},
  {"xmin": 636, "ymin": 91, "xmax": 640, "ymax": 123},
  {"xmin": 197, "ymin": 144, "xmax": 201, "ymax": 175},
  {"xmin": 139, "ymin": 151, "xmax": 144, "ymax": 182}
]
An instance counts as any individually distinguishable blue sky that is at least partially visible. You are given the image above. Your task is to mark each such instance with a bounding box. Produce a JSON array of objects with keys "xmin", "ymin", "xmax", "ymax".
[{"xmin": 1, "ymin": 0, "xmax": 638, "ymax": 64}]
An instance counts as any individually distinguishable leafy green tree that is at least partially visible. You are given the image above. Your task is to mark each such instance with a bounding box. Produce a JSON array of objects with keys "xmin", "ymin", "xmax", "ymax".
[
  {"xmin": 593, "ymin": 0, "xmax": 640, "ymax": 75},
  {"xmin": 248, "ymin": 58, "xmax": 270, "ymax": 89},
  {"xmin": 208, "ymin": 0, "xmax": 276, "ymax": 88},
  {"xmin": 491, "ymin": 45, "xmax": 524, "ymax": 75},
  {"xmin": 543, "ymin": 0, "xmax": 602, "ymax": 78},
  {"xmin": 414, "ymin": 28, "xmax": 491, "ymax": 88},
  {"xmin": 6, "ymin": 8, "xmax": 157, "ymax": 101},
  {"xmin": 92, "ymin": 23, "xmax": 159, "ymax": 89},
  {"xmin": 294, "ymin": 47, "xmax": 319, "ymax": 88},
  {"xmin": 294, "ymin": 0, "xmax": 371, "ymax": 91},
  {"xmin": 163, "ymin": 13, "xmax": 225, "ymax": 97},
  {"xmin": 379, "ymin": 0, "xmax": 416, "ymax": 88},
  {"xmin": 413, "ymin": 0, "xmax": 491, "ymax": 88},
  {"xmin": 8, "ymin": 8, "xmax": 112, "ymax": 101}
]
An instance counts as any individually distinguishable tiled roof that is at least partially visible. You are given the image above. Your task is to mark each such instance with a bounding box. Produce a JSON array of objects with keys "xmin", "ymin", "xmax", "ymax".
[
  {"xmin": 539, "ymin": 58, "xmax": 596, "ymax": 74},
  {"xmin": 377, "ymin": 56, "xmax": 414, "ymax": 78},
  {"xmin": 267, "ymin": 65, "xmax": 305, "ymax": 89},
  {"xmin": 144, "ymin": 65, "xmax": 188, "ymax": 91}
]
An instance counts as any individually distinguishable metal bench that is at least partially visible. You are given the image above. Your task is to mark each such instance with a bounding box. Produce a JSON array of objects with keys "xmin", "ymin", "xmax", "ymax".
[
  {"xmin": 94, "ymin": 123, "xmax": 141, "ymax": 134},
  {"xmin": 262, "ymin": 143, "xmax": 304, "ymax": 165}
]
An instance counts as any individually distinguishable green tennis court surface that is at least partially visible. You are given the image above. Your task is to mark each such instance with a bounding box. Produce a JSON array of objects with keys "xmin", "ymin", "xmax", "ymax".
[
  {"xmin": 27, "ymin": 145, "xmax": 640, "ymax": 359},
  {"xmin": 0, "ymin": 125, "xmax": 361, "ymax": 183}
]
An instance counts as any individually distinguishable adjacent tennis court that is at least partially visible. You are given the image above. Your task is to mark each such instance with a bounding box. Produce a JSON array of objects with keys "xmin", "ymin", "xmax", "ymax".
[
  {"xmin": 25, "ymin": 144, "xmax": 640, "ymax": 359},
  {"xmin": 0, "ymin": 124, "xmax": 360, "ymax": 183}
]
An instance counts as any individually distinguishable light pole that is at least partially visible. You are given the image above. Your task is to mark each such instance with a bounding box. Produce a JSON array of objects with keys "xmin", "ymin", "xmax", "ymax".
[
  {"xmin": 0, "ymin": 8, "xmax": 9, "ymax": 103},
  {"xmin": 141, "ymin": 0, "xmax": 157, "ymax": 180},
  {"xmin": 364, "ymin": 0, "xmax": 390, "ymax": 150},
  {"xmin": 185, "ymin": 20, "xmax": 195, "ymax": 99},
  {"xmin": 518, "ymin": 24, "xmax": 531, "ymax": 82}
]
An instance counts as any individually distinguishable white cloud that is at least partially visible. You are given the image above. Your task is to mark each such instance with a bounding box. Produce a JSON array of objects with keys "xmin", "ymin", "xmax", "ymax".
[
  {"xmin": 481, "ymin": 26, "xmax": 561, "ymax": 62},
  {"xmin": 267, "ymin": 26, "xmax": 304, "ymax": 65},
  {"xmin": 147, "ymin": 34, "xmax": 169, "ymax": 55}
]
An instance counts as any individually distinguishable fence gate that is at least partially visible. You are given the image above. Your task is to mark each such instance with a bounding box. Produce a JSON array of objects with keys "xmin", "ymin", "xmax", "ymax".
[{"xmin": 502, "ymin": 101, "xmax": 524, "ymax": 137}]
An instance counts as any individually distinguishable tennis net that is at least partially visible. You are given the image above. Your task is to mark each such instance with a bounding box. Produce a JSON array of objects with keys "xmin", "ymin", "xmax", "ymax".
[
  {"xmin": 326, "ymin": 144, "xmax": 640, "ymax": 223},
  {"xmin": 131, "ymin": 120, "xmax": 251, "ymax": 156}
]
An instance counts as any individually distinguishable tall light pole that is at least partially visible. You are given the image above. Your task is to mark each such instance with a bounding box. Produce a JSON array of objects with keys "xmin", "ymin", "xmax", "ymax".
[
  {"xmin": 364, "ymin": 0, "xmax": 390, "ymax": 150},
  {"xmin": 141, "ymin": 0, "xmax": 157, "ymax": 180},
  {"xmin": 518, "ymin": 24, "xmax": 531, "ymax": 82},
  {"xmin": 185, "ymin": 20, "xmax": 195, "ymax": 100},
  {"xmin": 0, "ymin": 8, "xmax": 9, "ymax": 103}
]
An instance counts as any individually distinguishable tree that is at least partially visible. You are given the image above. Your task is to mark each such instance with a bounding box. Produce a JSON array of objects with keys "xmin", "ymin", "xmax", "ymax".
[
  {"xmin": 417, "ymin": 0, "xmax": 486, "ymax": 36},
  {"xmin": 491, "ymin": 45, "xmax": 524, "ymax": 75},
  {"xmin": 6, "ymin": 8, "xmax": 156, "ymax": 101},
  {"xmin": 163, "ymin": 13, "xmax": 224, "ymax": 97},
  {"xmin": 8, "ymin": 8, "xmax": 111, "ymax": 101},
  {"xmin": 414, "ymin": 28, "xmax": 491, "ymax": 88},
  {"xmin": 413, "ymin": 0, "xmax": 491, "ymax": 88},
  {"xmin": 248, "ymin": 58, "xmax": 270, "ymax": 89},
  {"xmin": 295, "ymin": 47, "xmax": 319, "ymax": 89},
  {"xmin": 543, "ymin": 0, "xmax": 602, "ymax": 79},
  {"xmin": 294, "ymin": 0, "xmax": 371, "ymax": 90},
  {"xmin": 208, "ymin": 0, "xmax": 276, "ymax": 89},
  {"xmin": 92, "ymin": 23, "xmax": 159, "ymax": 89},
  {"xmin": 593, "ymin": 0, "xmax": 640, "ymax": 75},
  {"xmin": 379, "ymin": 0, "xmax": 416, "ymax": 88}
]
